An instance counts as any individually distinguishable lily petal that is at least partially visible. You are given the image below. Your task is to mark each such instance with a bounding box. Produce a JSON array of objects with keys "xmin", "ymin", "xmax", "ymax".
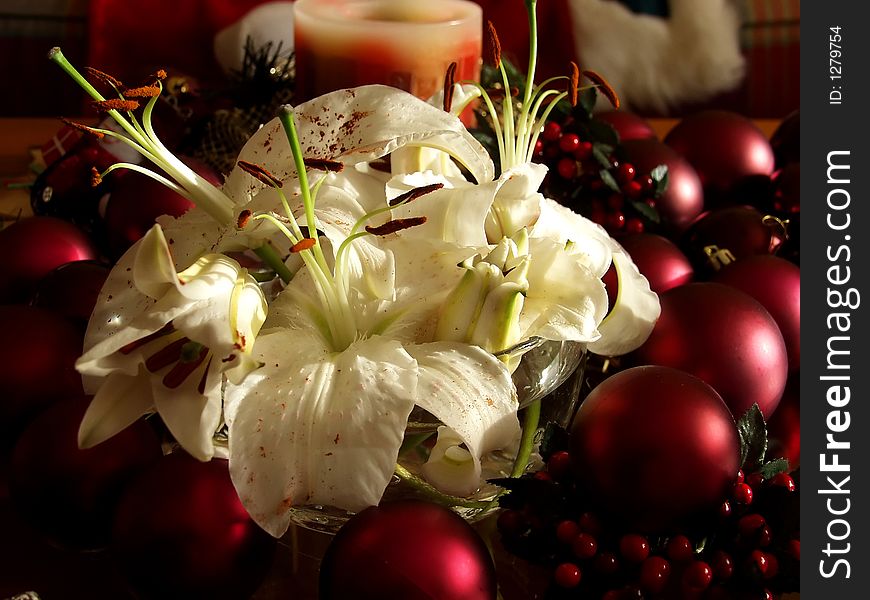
[{"xmin": 78, "ymin": 369, "xmax": 155, "ymax": 448}]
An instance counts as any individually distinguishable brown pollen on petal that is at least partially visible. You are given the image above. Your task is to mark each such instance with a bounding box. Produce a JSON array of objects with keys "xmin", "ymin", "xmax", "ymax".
[
  {"xmin": 60, "ymin": 117, "xmax": 105, "ymax": 139},
  {"xmin": 365, "ymin": 216, "xmax": 427, "ymax": 236},
  {"xmin": 291, "ymin": 238, "xmax": 317, "ymax": 253},
  {"xmin": 388, "ymin": 183, "xmax": 444, "ymax": 207},
  {"xmin": 91, "ymin": 98, "xmax": 140, "ymax": 112},
  {"xmin": 443, "ymin": 62, "xmax": 457, "ymax": 113},
  {"xmin": 583, "ymin": 69, "xmax": 620, "ymax": 109},
  {"xmin": 237, "ymin": 160, "xmax": 283, "ymax": 188},
  {"xmin": 486, "ymin": 21, "xmax": 502, "ymax": 68}
]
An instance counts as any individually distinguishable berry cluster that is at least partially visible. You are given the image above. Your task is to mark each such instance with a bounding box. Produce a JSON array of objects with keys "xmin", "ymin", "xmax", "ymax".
[
  {"xmin": 531, "ymin": 119, "xmax": 665, "ymax": 235},
  {"xmin": 494, "ymin": 432, "xmax": 799, "ymax": 600}
]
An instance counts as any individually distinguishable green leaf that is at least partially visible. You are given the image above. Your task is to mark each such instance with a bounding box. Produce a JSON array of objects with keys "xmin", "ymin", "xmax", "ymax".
[
  {"xmin": 650, "ymin": 164, "xmax": 669, "ymax": 198},
  {"xmin": 588, "ymin": 119, "xmax": 620, "ymax": 147},
  {"xmin": 650, "ymin": 164, "xmax": 668, "ymax": 181},
  {"xmin": 630, "ymin": 200, "xmax": 661, "ymax": 224},
  {"xmin": 737, "ymin": 404, "xmax": 768, "ymax": 471},
  {"xmin": 592, "ymin": 143, "xmax": 614, "ymax": 169},
  {"xmin": 578, "ymin": 87, "xmax": 598, "ymax": 117},
  {"xmin": 760, "ymin": 458, "xmax": 790, "ymax": 480},
  {"xmin": 599, "ymin": 168, "xmax": 621, "ymax": 193}
]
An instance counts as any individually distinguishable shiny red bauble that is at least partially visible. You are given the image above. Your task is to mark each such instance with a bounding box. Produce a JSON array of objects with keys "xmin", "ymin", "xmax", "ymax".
[
  {"xmin": 0, "ymin": 216, "xmax": 97, "ymax": 303},
  {"xmin": 320, "ymin": 500, "xmax": 497, "ymax": 600},
  {"xmin": 620, "ymin": 138, "xmax": 705, "ymax": 233},
  {"xmin": 111, "ymin": 452, "xmax": 276, "ymax": 600},
  {"xmin": 771, "ymin": 163, "xmax": 800, "ymax": 214},
  {"xmin": 769, "ymin": 110, "xmax": 799, "ymax": 170},
  {"xmin": 8, "ymin": 396, "xmax": 162, "ymax": 549},
  {"xmin": 595, "ymin": 111, "xmax": 657, "ymax": 141},
  {"xmin": 714, "ymin": 255, "xmax": 800, "ymax": 372},
  {"xmin": 631, "ymin": 283, "xmax": 788, "ymax": 418},
  {"xmin": 0, "ymin": 305, "xmax": 84, "ymax": 440},
  {"xmin": 30, "ymin": 260, "xmax": 110, "ymax": 326},
  {"xmin": 103, "ymin": 156, "xmax": 221, "ymax": 257},
  {"xmin": 617, "ymin": 233, "xmax": 693, "ymax": 294},
  {"xmin": 570, "ymin": 366, "xmax": 739, "ymax": 533},
  {"xmin": 664, "ymin": 110, "xmax": 775, "ymax": 203},
  {"xmin": 681, "ymin": 206, "xmax": 778, "ymax": 278}
]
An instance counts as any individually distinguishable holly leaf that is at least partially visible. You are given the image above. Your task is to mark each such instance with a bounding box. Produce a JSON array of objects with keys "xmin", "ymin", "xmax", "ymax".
[
  {"xmin": 578, "ymin": 87, "xmax": 598, "ymax": 117},
  {"xmin": 650, "ymin": 164, "xmax": 669, "ymax": 198},
  {"xmin": 630, "ymin": 200, "xmax": 661, "ymax": 224},
  {"xmin": 539, "ymin": 422, "xmax": 571, "ymax": 460},
  {"xmin": 588, "ymin": 119, "xmax": 620, "ymax": 147},
  {"xmin": 593, "ymin": 143, "xmax": 615, "ymax": 169},
  {"xmin": 760, "ymin": 457, "xmax": 790, "ymax": 480},
  {"xmin": 737, "ymin": 404, "xmax": 768, "ymax": 471},
  {"xmin": 598, "ymin": 168, "xmax": 621, "ymax": 193}
]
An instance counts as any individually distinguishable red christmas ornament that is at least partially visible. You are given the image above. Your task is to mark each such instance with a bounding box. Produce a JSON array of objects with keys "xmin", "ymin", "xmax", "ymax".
[
  {"xmin": 570, "ymin": 366, "xmax": 740, "ymax": 533},
  {"xmin": 664, "ymin": 110, "xmax": 775, "ymax": 205},
  {"xmin": 771, "ymin": 163, "xmax": 800, "ymax": 214},
  {"xmin": 320, "ymin": 500, "xmax": 497, "ymax": 600},
  {"xmin": 0, "ymin": 305, "xmax": 84, "ymax": 441},
  {"xmin": 713, "ymin": 255, "xmax": 800, "ymax": 372},
  {"xmin": 103, "ymin": 156, "xmax": 221, "ymax": 256},
  {"xmin": 766, "ymin": 375, "xmax": 800, "ymax": 468},
  {"xmin": 111, "ymin": 452, "xmax": 276, "ymax": 600},
  {"xmin": 620, "ymin": 138, "xmax": 705, "ymax": 233},
  {"xmin": 616, "ymin": 233, "xmax": 693, "ymax": 294},
  {"xmin": 595, "ymin": 111, "xmax": 657, "ymax": 141},
  {"xmin": 769, "ymin": 110, "xmax": 799, "ymax": 170},
  {"xmin": 0, "ymin": 216, "xmax": 97, "ymax": 303},
  {"xmin": 29, "ymin": 260, "xmax": 110, "ymax": 326},
  {"xmin": 8, "ymin": 395, "xmax": 162, "ymax": 549},
  {"xmin": 681, "ymin": 206, "xmax": 779, "ymax": 278},
  {"xmin": 631, "ymin": 283, "xmax": 788, "ymax": 419}
]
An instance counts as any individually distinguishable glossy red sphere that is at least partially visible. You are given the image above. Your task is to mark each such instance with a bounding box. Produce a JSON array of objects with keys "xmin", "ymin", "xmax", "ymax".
[
  {"xmin": 30, "ymin": 260, "xmax": 110, "ymax": 325},
  {"xmin": 0, "ymin": 216, "xmax": 97, "ymax": 303},
  {"xmin": 681, "ymin": 206, "xmax": 777, "ymax": 278},
  {"xmin": 714, "ymin": 254, "xmax": 800, "ymax": 372},
  {"xmin": 570, "ymin": 366, "xmax": 740, "ymax": 533},
  {"xmin": 111, "ymin": 452, "xmax": 276, "ymax": 600},
  {"xmin": 770, "ymin": 110, "xmax": 799, "ymax": 170},
  {"xmin": 771, "ymin": 163, "xmax": 800, "ymax": 214},
  {"xmin": 320, "ymin": 500, "xmax": 497, "ymax": 600},
  {"xmin": 617, "ymin": 233, "xmax": 693, "ymax": 294},
  {"xmin": 0, "ymin": 305, "xmax": 84, "ymax": 440},
  {"xmin": 664, "ymin": 110, "xmax": 775, "ymax": 201},
  {"xmin": 595, "ymin": 111, "xmax": 658, "ymax": 141},
  {"xmin": 9, "ymin": 395, "xmax": 162, "ymax": 548},
  {"xmin": 631, "ymin": 283, "xmax": 788, "ymax": 418},
  {"xmin": 620, "ymin": 138, "xmax": 705, "ymax": 233}
]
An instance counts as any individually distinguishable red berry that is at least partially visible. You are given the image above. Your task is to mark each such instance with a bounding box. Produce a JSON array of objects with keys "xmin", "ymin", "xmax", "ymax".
[
  {"xmin": 497, "ymin": 509, "xmax": 525, "ymax": 536},
  {"xmin": 543, "ymin": 121, "xmax": 562, "ymax": 142},
  {"xmin": 738, "ymin": 513, "xmax": 767, "ymax": 537},
  {"xmin": 683, "ymin": 560, "xmax": 713, "ymax": 591},
  {"xmin": 619, "ymin": 534, "xmax": 650, "ymax": 563},
  {"xmin": 556, "ymin": 519, "xmax": 579, "ymax": 544},
  {"xmin": 639, "ymin": 556, "xmax": 671, "ymax": 593},
  {"xmin": 787, "ymin": 539, "xmax": 800, "ymax": 560},
  {"xmin": 764, "ymin": 553, "xmax": 779, "ymax": 579},
  {"xmin": 640, "ymin": 175, "xmax": 655, "ymax": 193},
  {"xmin": 589, "ymin": 208, "xmax": 607, "ymax": 225},
  {"xmin": 533, "ymin": 139, "xmax": 544, "ymax": 156},
  {"xmin": 607, "ymin": 193, "xmax": 625, "ymax": 210},
  {"xmin": 602, "ymin": 591, "xmax": 622, "ymax": 600},
  {"xmin": 770, "ymin": 472, "xmax": 796, "ymax": 491},
  {"xmin": 574, "ymin": 141, "xmax": 594, "ymax": 161},
  {"xmin": 625, "ymin": 217, "xmax": 644, "ymax": 234},
  {"xmin": 733, "ymin": 482, "xmax": 754, "ymax": 504},
  {"xmin": 747, "ymin": 472, "xmax": 764, "ymax": 488},
  {"xmin": 533, "ymin": 470, "xmax": 552, "ymax": 482},
  {"xmin": 622, "ymin": 180, "xmax": 643, "ymax": 199},
  {"xmin": 554, "ymin": 562, "xmax": 582, "ymax": 588},
  {"xmin": 594, "ymin": 551, "xmax": 619, "ymax": 575},
  {"xmin": 572, "ymin": 532, "xmax": 598, "ymax": 560},
  {"xmin": 544, "ymin": 143, "xmax": 561, "ymax": 161},
  {"xmin": 763, "ymin": 589, "xmax": 774, "ymax": 600},
  {"xmin": 736, "ymin": 469, "xmax": 745, "ymax": 484},
  {"xmin": 559, "ymin": 133, "xmax": 581, "ymax": 154},
  {"xmin": 666, "ymin": 535, "xmax": 694, "ymax": 562},
  {"xmin": 606, "ymin": 211, "xmax": 626, "ymax": 231},
  {"xmin": 757, "ymin": 525, "xmax": 773, "ymax": 547},
  {"xmin": 578, "ymin": 512, "xmax": 602, "ymax": 536},
  {"xmin": 749, "ymin": 549, "xmax": 768, "ymax": 576},
  {"xmin": 616, "ymin": 162, "xmax": 636, "ymax": 184},
  {"xmin": 557, "ymin": 157, "xmax": 578, "ymax": 180},
  {"xmin": 719, "ymin": 499, "xmax": 732, "ymax": 518},
  {"xmin": 547, "ymin": 450, "xmax": 572, "ymax": 479},
  {"xmin": 711, "ymin": 550, "xmax": 734, "ymax": 581}
]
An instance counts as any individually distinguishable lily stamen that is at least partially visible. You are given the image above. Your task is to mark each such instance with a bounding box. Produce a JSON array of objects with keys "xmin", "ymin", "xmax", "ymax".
[
  {"xmin": 365, "ymin": 216, "xmax": 427, "ymax": 236},
  {"xmin": 60, "ymin": 117, "xmax": 105, "ymax": 139},
  {"xmin": 91, "ymin": 98, "xmax": 140, "ymax": 112},
  {"xmin": 443, "ymin": 62, "xmax": 457, "ymax": 113},
  {"xmin": 304, "ymin": 158, "xmax": 344, "ymax": 172},
  {"xmin": 388, "ymin": 182, "xmax": 445, "ymax": 207},
  {"xmin": 582, "ymin": 69, "xmax": 620, "ymax": 109},
  {"xmin": 237, "ymin": 160, "xmax": 283, "ymax": 188}
]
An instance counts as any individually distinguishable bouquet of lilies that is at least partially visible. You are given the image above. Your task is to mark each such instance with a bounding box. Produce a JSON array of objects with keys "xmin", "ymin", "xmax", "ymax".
[{"xmin": 52, "ymin": 0, "xmax": 659, "ymax": 538}]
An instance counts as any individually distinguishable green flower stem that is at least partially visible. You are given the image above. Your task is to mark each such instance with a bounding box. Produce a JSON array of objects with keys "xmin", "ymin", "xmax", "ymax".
[
  {"xmin": 393, "ymin": 464, "xmax": 492, "ymax": 510},
  {"xmin": 510, "ymin": 397, "xmax": 541, "ymax": 478},
  {"xmin": 254, "ymin": 244, "xmax": 293, "ymax": 284}
]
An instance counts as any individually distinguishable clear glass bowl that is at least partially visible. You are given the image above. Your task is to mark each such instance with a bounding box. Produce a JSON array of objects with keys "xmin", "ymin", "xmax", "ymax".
[{"xmin": 286, "ymin": 338, "xmax": 587, "ymax": 533}]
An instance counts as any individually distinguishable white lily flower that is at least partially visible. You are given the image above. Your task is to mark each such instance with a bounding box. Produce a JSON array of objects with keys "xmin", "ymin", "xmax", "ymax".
[{"xmin": 76, "ymin": 225, "xmax": 267, "ymax": 460}]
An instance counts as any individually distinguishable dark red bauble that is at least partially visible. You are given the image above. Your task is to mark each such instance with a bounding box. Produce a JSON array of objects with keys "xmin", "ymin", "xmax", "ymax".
[
  {"xmin": 111, "ymin": 452, "xmax": 276, "ymax": 600},
  {"xmin": 714, "ymin": 255, "xmax": 800, "ymax": 372},
  {"xmin": 103, "ymin": 156, "xmax": 221, "ymax": 257},
  {"xmin": 0, "ymin": 305, "xmax": 84, "ymax": 441},
  {"xmin": 595, "ymin": 111, "xmax": 657, "ymax": 141},
  {"xmin": 771, "ymin": 163, "xmax": 800, "ymax": 214},
  {"xmin": 681, "ymin": 206, "xmax": 778, "ymax": 277},
  {"xmin": 320, "ymin": 500, "xmax": 497, "ymax": 600},
  {"xmin": 8, "ymin": 396, "xmax": 162, "ymax": 549},
  {"xmin": 617, "ymin": 233, "xmax": 693, "ymax": 294},
  {"xmin": 631, "ymin": 283, "xmax": 788, "ymax": 418},
  {"xmin": 766, "ymin": 375, "xmax": 799, "ymax": 468},
  {"xmin": 30, "ymin": 260, "xmax": 110, "ymax": 326},
  {"xmin": 770, "ymin": 110, "xmax": 799, "ymax": 170},
  {"xmin": 620, "ymin": 138, "xmax": 705, "ymax": 233},
  {"xmin": 0, "ymin": 216, "xmax": 97, "ymax": 303},
  {"xmin": 664, "ymin": 110, "xmax": 775, "ymax": 203},
  {"xmin": 570, "ymin": 366, "xmax": 740, "ymax": 533}
]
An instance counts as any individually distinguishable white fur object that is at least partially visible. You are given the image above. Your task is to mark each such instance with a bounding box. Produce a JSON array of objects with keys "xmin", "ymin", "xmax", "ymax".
[
  {"xmin": 568, "ymin": 0, "xmax": 745, "ymax": 113},
  {"xmin": 213, "ymin": 1, "xmax": 296, "ymax": 74}
]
